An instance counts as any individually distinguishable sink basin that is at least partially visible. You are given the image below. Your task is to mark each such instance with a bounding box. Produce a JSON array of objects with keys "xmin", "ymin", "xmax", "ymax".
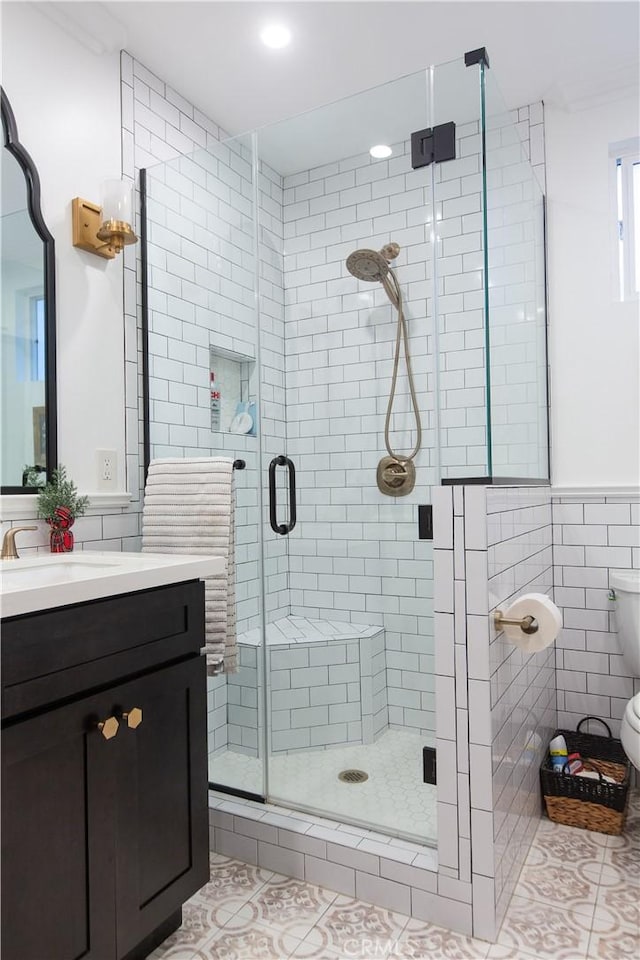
[
  {"xmin": 1, "ymin": 555, "xmax": 121, "ymax": 589},
  {"xmin": 0, "ymin": 551, "xmax": 225, "ymax": 618}
]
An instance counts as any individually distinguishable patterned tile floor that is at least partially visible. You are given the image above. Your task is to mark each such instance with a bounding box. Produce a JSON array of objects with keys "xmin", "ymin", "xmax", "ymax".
[{"xmin": 150, "ymin": 790, "xmax": 639, "ymax": 960}]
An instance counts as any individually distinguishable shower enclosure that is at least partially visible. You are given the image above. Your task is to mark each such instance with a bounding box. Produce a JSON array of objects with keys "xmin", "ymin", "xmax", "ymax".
[{"xmin": 140, "ymin": 50, "xmax": 548, "ymax": 850}]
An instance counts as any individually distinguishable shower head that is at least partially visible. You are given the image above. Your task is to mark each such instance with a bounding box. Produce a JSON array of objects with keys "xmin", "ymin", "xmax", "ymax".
[
  {"xmin": 345, "ymin": 242, "xmax": 401, "ymax": 283},
  {"xmin": 345, "ymin": 248, "xmax": 390, "ymax": 282}
]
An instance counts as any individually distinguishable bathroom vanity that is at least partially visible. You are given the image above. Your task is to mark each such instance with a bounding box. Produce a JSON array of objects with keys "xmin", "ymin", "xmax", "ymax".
[{"xmin": 1, "ymin": 552, "xmax": 224, "ymax": 960}]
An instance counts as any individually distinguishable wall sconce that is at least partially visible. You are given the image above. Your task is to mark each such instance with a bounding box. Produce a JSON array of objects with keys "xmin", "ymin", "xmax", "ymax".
[{"xmin": 72, "ymin": 180, "xmax": 138, "ymax": 259}]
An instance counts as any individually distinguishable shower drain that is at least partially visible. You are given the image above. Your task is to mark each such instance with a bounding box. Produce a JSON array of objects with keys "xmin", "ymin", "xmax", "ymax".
[{"xmin": 338, "ymin": 769, "xmax": 369, "ymax": 784}]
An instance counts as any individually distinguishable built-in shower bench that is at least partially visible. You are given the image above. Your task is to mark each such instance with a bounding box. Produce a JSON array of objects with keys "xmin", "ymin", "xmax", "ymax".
[{"xmin": 227, "ymin": 615, "xmax": 387, "ymax": 755}]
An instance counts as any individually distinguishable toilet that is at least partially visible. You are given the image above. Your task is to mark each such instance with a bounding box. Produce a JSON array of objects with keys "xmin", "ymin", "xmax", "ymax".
[{"xmin": 611, "ymin": 570, "xmax": 640, "ymax": 770}]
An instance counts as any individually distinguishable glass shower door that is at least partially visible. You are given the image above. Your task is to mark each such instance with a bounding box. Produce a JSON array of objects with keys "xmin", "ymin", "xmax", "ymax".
[
  {"xmin": 143, "ymin": 132, "xmax": 268, "ymax": 800},
  {"xmin": 255, "ymin": 69, "xmax": 441, "ymax": 845}
]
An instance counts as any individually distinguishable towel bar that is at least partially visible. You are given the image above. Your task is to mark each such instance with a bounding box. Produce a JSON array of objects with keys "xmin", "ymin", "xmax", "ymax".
[{"xmin": 233, "ymin": 459, "xmax": 246, "ymax": 471}]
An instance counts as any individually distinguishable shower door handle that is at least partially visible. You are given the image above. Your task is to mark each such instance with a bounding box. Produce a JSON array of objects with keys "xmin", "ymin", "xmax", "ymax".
[{"xmin": 268, "ymin": 455, "xmax": 297, "ymax": 535}]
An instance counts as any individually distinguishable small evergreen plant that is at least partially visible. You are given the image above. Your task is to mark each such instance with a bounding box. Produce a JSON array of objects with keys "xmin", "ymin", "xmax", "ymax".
[{"xmin": 37, "ymin": 465, "xmax": 89, "ymax": 521}]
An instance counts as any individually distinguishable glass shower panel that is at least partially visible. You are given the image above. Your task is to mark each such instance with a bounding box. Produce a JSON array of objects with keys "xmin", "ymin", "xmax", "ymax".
[
  {"xmin": 430, "ymin": 57, "xmax": 489, "ymax": 480},
  {"xmin": 143, "ymin": 133, "xmax": 267, "ymax": 798},
  {"xmin": 255, "ymin": 70, "xmax": 439, "ymax": 844},
  {"xmin": 482, "ymin": 68, "xmax": 549, "ymax": 480}
]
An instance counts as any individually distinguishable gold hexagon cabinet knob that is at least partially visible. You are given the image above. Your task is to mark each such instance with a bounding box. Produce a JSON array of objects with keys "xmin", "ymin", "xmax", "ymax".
[
  {"xmin": 97, "ymin": 716, "xmax": 119, "ymax": 740},
  {"xmin": 123, "ymin": 707, "xmax": 143, "ymax": 730}
]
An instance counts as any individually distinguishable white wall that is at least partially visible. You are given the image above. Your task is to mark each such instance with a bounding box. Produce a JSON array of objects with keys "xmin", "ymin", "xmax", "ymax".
[
  {"xmin": 546, "ymin": 93, "xmax": 640, "ymax": 488},
  {"xmin": 1, "ymin": 3, "xmax": 125, "ymax": 492}
]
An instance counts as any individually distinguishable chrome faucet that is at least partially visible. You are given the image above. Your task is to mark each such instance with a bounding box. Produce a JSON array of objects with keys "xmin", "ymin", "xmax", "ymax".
[{"xmin": 1, "ymin": 526, "xmax": 37, "ymax": 560}]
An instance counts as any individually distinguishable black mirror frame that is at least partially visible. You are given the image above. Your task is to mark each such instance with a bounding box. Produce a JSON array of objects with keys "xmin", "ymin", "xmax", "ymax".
[{"xmin": 1, "ymin": 87, "xmax": 57, "ymax": 494}]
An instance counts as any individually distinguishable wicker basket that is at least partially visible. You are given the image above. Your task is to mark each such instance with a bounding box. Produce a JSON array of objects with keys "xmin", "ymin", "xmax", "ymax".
[{"xmin": 540, "ymin": 716, "xmax": 631, "ymax": 835}]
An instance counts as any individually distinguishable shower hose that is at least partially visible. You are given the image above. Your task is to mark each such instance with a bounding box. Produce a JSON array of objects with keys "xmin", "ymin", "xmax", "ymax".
[{"xmin": 382, "ymin": 267, "xmax": 422, "ymax": 464}]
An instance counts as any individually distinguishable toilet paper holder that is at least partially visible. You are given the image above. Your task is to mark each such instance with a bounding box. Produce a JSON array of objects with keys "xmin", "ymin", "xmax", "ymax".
[{"xmin": 493, "ymin": 611, "xmax": 539, "ymax": 635}]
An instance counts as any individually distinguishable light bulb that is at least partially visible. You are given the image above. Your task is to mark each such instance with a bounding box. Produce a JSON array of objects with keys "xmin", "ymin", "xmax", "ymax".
[
  {"xmin": 369, "ymin": 145, "xmax": 393, "ymax": 159},
  {"xmin": 260, "ymin": 24, "xmax": 292, "ymax": 49},
  {"xmin": 102, "ymin": 179, "xmax": 133, "ymax": 224}
]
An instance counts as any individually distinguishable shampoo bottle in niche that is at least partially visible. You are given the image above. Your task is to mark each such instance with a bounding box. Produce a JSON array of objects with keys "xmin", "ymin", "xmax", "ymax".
[{"xmin": 549, "ymin": 734, "xmax": 568, "ymax": 772}]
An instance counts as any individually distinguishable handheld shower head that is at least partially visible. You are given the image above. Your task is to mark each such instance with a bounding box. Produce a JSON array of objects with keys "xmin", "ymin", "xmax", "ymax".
[
  {"xmin": 345, "ymin": 241, "xmax": 401, "ymax": 283},
  {"xmin": 345, "ymin": 248, "xmax": 390, "ymax": 282},
  {"xmin": 345, "ymin": 242, "xmax": 402, "ymax": 311}
]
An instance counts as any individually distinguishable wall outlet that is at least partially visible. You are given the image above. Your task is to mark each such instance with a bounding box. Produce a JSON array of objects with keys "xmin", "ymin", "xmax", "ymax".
[{"xmin": 97, "ymin": 449, "xmax": 117, "ymax": 491}]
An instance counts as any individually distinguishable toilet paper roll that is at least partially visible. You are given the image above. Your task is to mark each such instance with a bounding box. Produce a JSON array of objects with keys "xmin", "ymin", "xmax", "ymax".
[{"xmin": 500, "ymin": 592, "xmax": 562, "ymax": 654}]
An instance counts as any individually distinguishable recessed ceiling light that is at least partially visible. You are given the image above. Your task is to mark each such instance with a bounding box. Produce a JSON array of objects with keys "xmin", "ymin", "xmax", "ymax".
[
  {"xmin": 370, "ymin": 144, "xmax": 393, "ymax": 159},
  {"xmin": 260, "ymin": 24, "xmax": 292, "ymax": 49}
]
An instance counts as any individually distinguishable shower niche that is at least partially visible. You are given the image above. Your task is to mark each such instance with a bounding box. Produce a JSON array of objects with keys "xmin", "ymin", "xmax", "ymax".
[{"xmin": 209, "ymin": 346, "xmax": 257, "ymax": 437}]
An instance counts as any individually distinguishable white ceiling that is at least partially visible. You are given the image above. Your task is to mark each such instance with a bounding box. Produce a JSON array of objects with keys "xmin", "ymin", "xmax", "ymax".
[
  {"xmin": 37, "ymin": 1, "xmax": 639, "ymax": 174},
  {"xmin": 49, "ymin": 2, "xmax": 639, "ymax": 126}
]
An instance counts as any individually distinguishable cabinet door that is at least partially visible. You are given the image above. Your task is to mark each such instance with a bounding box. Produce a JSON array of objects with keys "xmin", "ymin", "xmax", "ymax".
[
  {"xmin": 114, "ymin": 656, "xmax": 209, "ymax": 958},
  {"xmin": 1, "ymin": 689, "xmax": 120, "ymax": 960}
]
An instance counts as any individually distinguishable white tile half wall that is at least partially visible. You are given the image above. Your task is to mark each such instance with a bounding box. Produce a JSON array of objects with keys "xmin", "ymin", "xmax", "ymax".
[
  {"xmin": 434, "ymin": 484, "xmax": 555, "ymax": 941},
  {"xmin": 552, "ymin": 490, "xmax": 640, "ymax": 736}
]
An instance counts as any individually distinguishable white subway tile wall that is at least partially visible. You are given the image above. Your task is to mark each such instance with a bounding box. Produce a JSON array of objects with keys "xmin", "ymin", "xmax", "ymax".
[
  {"xmin": 484, "ymin": 105, "xmax": 548, "ymax": 479},
  {"xmin": 135, "ymin": 108, "xmax": 287, "ymax": 639},
  {"xmin": 552, "ymin": 494, "xmax": 640, "ymax": 736},
  {"xmin": 123, "ymin": 53, "xmax": 278, "ymax": 786},
  {"xmin": 485, "ymin": 486, "xmax": 556, "ymax": 931},
  {"xmin": 0, "ymin": 508, "xmax": 141, "ymax": 556},
  {"xmin": 434, "ymin": 106, "xmax": 546, "ymax": 481},
  {"xmin": 281, "ymin": 106, "xmax": 545, "ymax": 735},
  {"xmin": 282, "ymin": 140, "xmax": 436, "ymax": 738},
  {"xmin": 435, "ymin": 122, "xmax": 489, "ymax": 480},
  {"xmin": 434, "ymin": 485, "xmax": 555, "ymax": 941}
]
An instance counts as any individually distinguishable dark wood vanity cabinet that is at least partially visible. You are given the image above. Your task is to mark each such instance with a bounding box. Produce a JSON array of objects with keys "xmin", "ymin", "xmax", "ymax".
[
  {"xmin": 1, "ymin": 581, "xmax": 210, "ymax": 960},
  {"xmin": 2, "ymin": 680, "xmax": 117, "ymax": 960},
  {"xmin": 114, "ymin": 658, "xmax": 209, "ymax": 959}
]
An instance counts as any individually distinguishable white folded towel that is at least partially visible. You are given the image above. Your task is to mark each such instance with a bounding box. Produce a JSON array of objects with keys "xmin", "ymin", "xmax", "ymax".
[{"xmin": 142, "ymin": 456, "xmax": 237, "ymax": 674}]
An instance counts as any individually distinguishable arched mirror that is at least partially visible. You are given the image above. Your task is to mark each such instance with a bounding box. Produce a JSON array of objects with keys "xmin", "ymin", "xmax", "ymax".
[{"xmin": 1, "ymin": 87, "xmax": 57, "ymax": 493}]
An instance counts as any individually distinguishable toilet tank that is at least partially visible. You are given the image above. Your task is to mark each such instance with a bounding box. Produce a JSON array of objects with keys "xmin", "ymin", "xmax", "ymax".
[{"xmin": 611, "ymin": 570, "xmax": 640, "ymax": 677}]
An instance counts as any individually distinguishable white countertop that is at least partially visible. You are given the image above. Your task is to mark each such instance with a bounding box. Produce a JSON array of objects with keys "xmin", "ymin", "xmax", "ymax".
[{"xmin": 0, "ymin": 551, "xmax": 225, "ymax": 618}]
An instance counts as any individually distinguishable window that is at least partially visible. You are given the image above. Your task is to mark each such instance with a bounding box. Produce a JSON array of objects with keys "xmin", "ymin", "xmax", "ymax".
[
  {"xmin": 612, "ymin": 139, "xmax": 640, "ymax": 301},
  {"xmin": 31, "ymin": 295, "xmax": 46, "ymax": 381},
  {"xmin": 15, "ymin": 292, "xmax": 45, "ymax": 382}
]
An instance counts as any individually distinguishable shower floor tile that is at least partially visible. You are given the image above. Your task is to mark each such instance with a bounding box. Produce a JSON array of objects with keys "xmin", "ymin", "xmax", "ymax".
[{"xmin": 209, "ymin": 728, "xmax": 437, "ymax": 844}]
